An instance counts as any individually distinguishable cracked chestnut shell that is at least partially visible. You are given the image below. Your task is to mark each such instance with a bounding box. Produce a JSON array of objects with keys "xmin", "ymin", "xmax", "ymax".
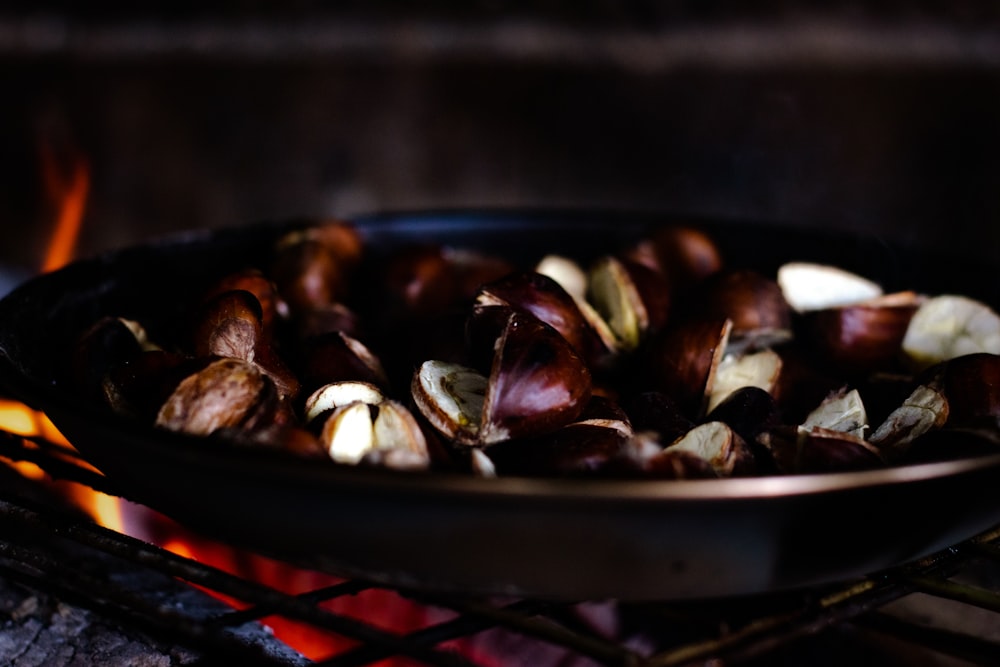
[
  {"xmin": 802, "ymin": 291, "xmax": 922, "ymax": 376},
  {"xmin": 191, "ymin": 289, "xmax": 300, "ymax": 400},
  {"xmin": 588, "ymin": 255, "xmax": 671, "ymax": 351},
  {"xmin": 155, "ymin": 357, "xmax": 280, "ymax": 436},
  {"xmin": 412, "ymin": 310, "xmax": 592, "ymax": 446},
  {"xmin": 645, "ymin": 317, "xmax": 733, "ymax": 420},
  {"xmin": 270, "ymin": 221, "xmax": 363, "ymax": 311},
  {"xmin": 694, "ymin": 269, "xmax": 792, "ymax": 344},
  {"xmin": 476, "ymin": 270, "xmax": 602, "ymax": 364}
]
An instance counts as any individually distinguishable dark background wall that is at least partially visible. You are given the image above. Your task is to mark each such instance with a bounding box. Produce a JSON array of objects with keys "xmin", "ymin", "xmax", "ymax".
[{"xmin": 1, "ymin": 4, "xmax": 999, "ymax": 273}]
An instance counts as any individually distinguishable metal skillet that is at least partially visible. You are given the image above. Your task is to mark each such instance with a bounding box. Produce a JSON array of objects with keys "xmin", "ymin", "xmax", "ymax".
[{"xmin": 0, "ymin": 209, "xmax": 997, "ymax": 601}]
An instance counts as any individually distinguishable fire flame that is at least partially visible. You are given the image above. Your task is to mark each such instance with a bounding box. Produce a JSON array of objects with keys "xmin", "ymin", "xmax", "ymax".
[
  {"xmin": 2, "ymin": 141, "xmax": 398, "ymax": 662},
  {"xmin": 39, "ymin": 141, "xmax": 90, "ymax": 274},
  {"xmin": 5, "ymin": 142, "xmax": 515, "ymax": 665}
]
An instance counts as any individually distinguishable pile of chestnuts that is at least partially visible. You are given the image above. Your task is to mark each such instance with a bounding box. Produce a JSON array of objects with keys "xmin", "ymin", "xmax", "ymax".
[{"xmin": 72, "ymin": 220, "xmax": 1000, "ymax": 479}]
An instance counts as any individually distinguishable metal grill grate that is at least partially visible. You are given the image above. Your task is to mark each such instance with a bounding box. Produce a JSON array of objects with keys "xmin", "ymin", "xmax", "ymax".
[{"xmin": 1, "ymin": 428, "xmax": 999, "ymax": 666}]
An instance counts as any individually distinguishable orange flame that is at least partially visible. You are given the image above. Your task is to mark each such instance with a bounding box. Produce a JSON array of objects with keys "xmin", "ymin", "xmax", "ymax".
[
  {"xmin": 10, "ymin": 141, "xmax": 505, "ymax": 664},
  {"xmin": 39, "ymin": 141, "xmax": 89, "ymax": 273}
]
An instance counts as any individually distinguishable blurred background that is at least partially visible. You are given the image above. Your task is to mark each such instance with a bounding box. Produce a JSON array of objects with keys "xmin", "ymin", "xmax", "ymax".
[{"xmin": 1, "ymin": 1, "xmax": 999, "ymax": 274}]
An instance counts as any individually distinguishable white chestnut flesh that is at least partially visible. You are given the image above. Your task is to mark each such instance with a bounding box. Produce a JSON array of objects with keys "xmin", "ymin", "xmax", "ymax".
[
  {"xmin": 535, "ymin": 254, "xmax": 589, "ymax": 303},
  {"xmin": 869, "ymin": 383, "xmax": 949, "ymax": 460},
  {"xmin": 588, "ymin": 256, "xmax": 649, "ymax": 351},
  {"xmin": 706, "ymin": 348, "xmax": 783, "ymax": 414},
  {"xmin": 303, "ymin": 381, "xmax": 386, "ymax": 424},
  {"xmin": 411, "ymin": 361, "xmax": 488, "ymax": 446},
  {"xmin": 800, "ymin": 387, "xmax": 868, "ymax": 439},
  {"xmin": 372, "ymin": 400, "xmax": 429, "ymax": 460},
  {"xmin": 320, "ymin": 399, "xmax": 430, "ymax": 468},
  {"xmin": 777, "ymin": 262, "xmax": 883, "ymax": 313},
  {"xmin": 321, "ymin": 401, "xmax": 376, "ymax": 464},
  {"xmin": 666, "ymin": 421, "xmax": 753, "ymax": 477},
  {"xmin": 901, "ymin": 295, "xmax": 1000, "ymax": 371}
]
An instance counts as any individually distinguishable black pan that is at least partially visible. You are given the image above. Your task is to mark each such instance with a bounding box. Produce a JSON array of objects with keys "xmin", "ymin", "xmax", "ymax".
[{"xmin": 0, "ymin": 209, "xmax": 997, "ymax": 601}]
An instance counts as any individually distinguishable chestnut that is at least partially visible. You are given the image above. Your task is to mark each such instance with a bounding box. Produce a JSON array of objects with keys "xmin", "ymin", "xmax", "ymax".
[
  {"xmin": 705, "ymin": 348, "xmax": 783, "ymax": 415},
  {"xmin": 587, "ymin": 255, "xmax": 671, "ymax": 351},
  {"xmin": 293, "ymin": 330, "xmax": 389, "ymax": 395},
  {"xmin": 608, "ymin": 431, "xmax": 718, "ymax": 479},
  {"xmin": 642, "ymin": 447, "xmax": 720, "ymax": 479},
  {"xmin": 664, "ymin": 421, "xmax": 755, "ymax": 477},
  {"xmin": 303, "ymin": 380, "xmax": 385, "ymax": 425},
  {"xmin": 800, "ymin": 387, "xmax": 869, "ymax": 440},
  {"xmin": 476, "ymin": 271, "xmax": 601, "ymax": 364},
  {"xmin": 536, "ymin": 254, "xmax": 620, "ymax": 366},
  {"xmin": 270, "ymin": 221, "xmax": 363, "ymax": 312},
  {"xmin": 72, "ymin": 316, "xmax": 147, "ymax": 403},
  {"xmin": 624, "ymin": 391, "xmax": 694, "ymax": 445},
  {"xmin": 705, "ymin": 386, "xmax": 781, "ymax": 449},
  {"xmin": 203, "ymin": 268, "xmax": 287, "ymax": 337},
  {"xmin": 379, "ymin": 243, "xmax": 460, "ymax": 317},
  {"xmin": 155, "ymin": 357, "xmax": 281, "ymax": 436},
  {"xmin": 934, "ymin": 353, "xmax": 1000, "ymax": 426},
  {"xmin": 802, "ymin": 291, "xmax": 922, "ymax": 376},
  {"xmin": 776, "ymin": 261, "xmax": 883, "ymax": 313},
  {"xmin": 319, "ymin": 399, "xmax": 429, "ymax": 468},
  {"xmin": 412, "ymin": 310, "xmax": 592, "ymax": 446},
  {"xmin": 868, "ymin": 383, "xmax": 949, "ymax": 461},
  {"xmin": 693, "ymin": 269, "xmax": 792, "ymax": 347},
  {"xmin": 190, "ymin": 289, "xmax": 300, "ymax": 400},
  {"xmin": 103, "ymin": 350, "xmax": 209, "ymax": 422},
  {"xmin": 901, "ymin": 295, "xmax": 1000, "ymax": 371},
  {"xmin": 645, "ymin": 316, "xmax": 733, "ymax": 419},
  {"xmin": 624, "ymin": 225, "xmax": 723, "ymax": 291},
  {"xmin": 485, "ymin": 423, "xmax": 629, "ymax": 477},
  {"xmin": 796, "ymin": 427, "xmax": 885, "ymax": 473}
]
